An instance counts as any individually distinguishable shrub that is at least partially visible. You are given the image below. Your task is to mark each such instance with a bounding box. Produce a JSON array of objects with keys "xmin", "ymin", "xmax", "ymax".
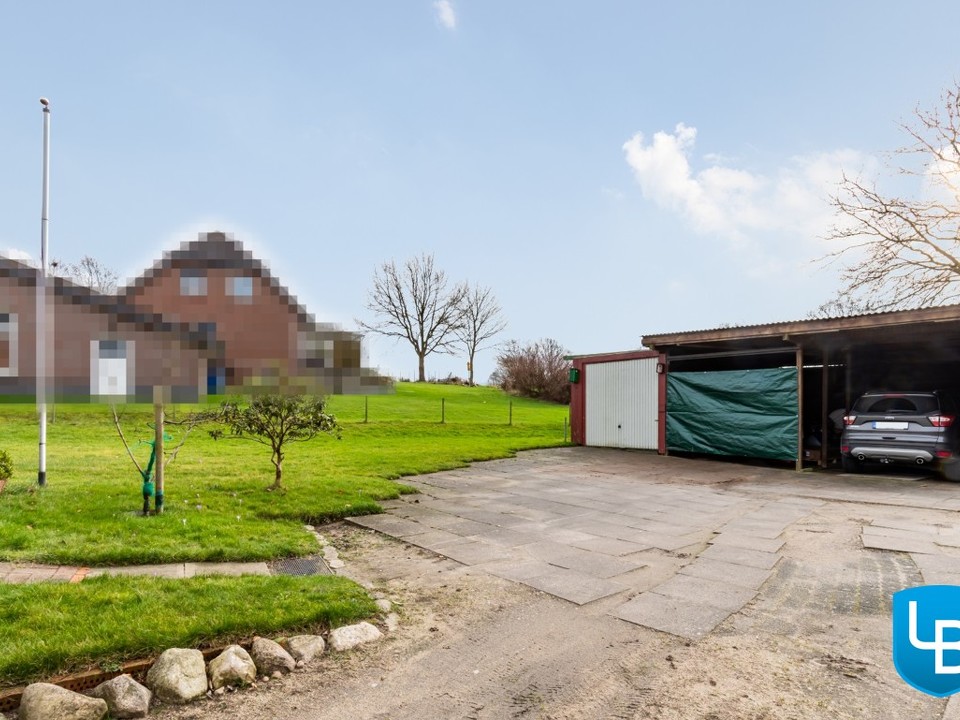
[
  {"xmin": 492, "ymin": 338, "xmax": 571, "ymax": 404},
  {"xmin": 0, "ymin": 450, "xmax": 12, "ymax": 481}
]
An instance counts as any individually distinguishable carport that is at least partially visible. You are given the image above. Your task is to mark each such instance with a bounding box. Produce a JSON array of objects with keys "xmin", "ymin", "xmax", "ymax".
[
  {"xmin": 571, "ymin": 305, "xmax": 960, "ymax": 471},
  {"xmin": 642, "ymin": 305, "xmax": 960, "ymax": 470}
]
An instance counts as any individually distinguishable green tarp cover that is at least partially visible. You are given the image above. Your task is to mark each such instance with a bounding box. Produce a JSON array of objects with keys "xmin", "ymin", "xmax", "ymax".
[{"xmin": 667, "ymin": 367, "xmax": 798, "ymax": 461}]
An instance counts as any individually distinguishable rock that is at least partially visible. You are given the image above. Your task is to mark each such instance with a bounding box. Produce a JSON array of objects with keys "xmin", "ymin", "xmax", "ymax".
[
  {"xmin": 281, "ymin": 635, "xmax": 325, "ymax": 664},
  {"xmin": 375, "ymin": 598, "xmax": 392, "ymax": 613},
  {"xmin": 328, "ymin": 558, "xmax": 346, "ymax": 569},
  {"xmin": 385, "ymin": 612, "xmax": 400, "ymax": 633},
  {"xmin": 89, "ymin": 674, "xmax": 152, "ymax": 718},
  {"xmin": 329, "ymin": 622, "xmax": 384, "ymax": 652},
  {"xmin": 271, "ymin": 670, "xmax": 282, "ymax": 680},
  {"xmin": 250, "ymin": 637, "xmax": 296, "ymax": 675},
  {"xmin": 214, "ymin": 687, "xmax": 225, "ymax": 696},
  {"xmin": 146, "ymin": 648, "xmax": 208, "ymax": 705},
  {"xmin": 207, "ymin": 645, "xmax": 257, "ymax": 690},
  {"xmin": 19, "ymin": 683, "xmax": 108, "ymax": 720}
]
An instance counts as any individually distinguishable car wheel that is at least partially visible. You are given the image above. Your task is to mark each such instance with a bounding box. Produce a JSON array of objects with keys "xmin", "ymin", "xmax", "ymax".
[
  {"xmin": 941, "ymin": 460, "xmax": 960, "ymax": 482},
  {"xmin": 842, "ymin": 455, "xmax": 863, "ymax": 474}
]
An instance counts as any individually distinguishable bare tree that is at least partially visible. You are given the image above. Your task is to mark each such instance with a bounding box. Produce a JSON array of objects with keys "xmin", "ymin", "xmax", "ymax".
[
  {"xmin": 55, "ymin": 255, "xmax": 119, "ymax": 294},
  {"xmin": 359, "ymin": 254, "xmax": 467, "ymax": 382},
  {"xmin": 456, "ymin": 284, "xmax": 507, "ymax": 385},
  {"xmin": 821, "ymin": 85, "xmax": 960, "ymax": 312}
]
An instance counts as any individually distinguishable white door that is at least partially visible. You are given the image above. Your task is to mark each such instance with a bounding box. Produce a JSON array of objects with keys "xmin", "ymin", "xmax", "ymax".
[
  {"xmin": 91, "ymin": 340, "xmax": 129, "ymax": 397},
  {"xmin": 585, "ymin": 358, "xmax": 658, "ymax": 449}
]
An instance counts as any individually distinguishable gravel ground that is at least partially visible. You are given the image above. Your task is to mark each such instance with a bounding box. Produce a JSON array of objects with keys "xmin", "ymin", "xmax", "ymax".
[{"xmin": 154, "ymin": 505, "xmax": 948, "ymax": 720}]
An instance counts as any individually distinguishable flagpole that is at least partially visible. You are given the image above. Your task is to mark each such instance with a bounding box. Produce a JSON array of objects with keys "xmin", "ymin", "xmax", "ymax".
[{"xmin": 37, "ymin": 97, "xmax": 50, "ymax": 487}]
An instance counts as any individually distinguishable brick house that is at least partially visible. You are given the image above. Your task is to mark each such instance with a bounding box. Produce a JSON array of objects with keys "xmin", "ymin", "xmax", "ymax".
[
  {"xmin": 0, "ymin": 232, "xmax": 389, "ymax": 401},
  {"xmin": 1, "ymin": 256, "xmax": 219, "ymax": 402}
]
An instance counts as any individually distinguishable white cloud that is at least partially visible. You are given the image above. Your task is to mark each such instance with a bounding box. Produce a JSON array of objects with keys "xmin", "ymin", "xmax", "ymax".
[
  {"xmin": 434, "ymin": 0, "xmax": 456, "ymax": 30},
  {"xmin": 622, "ymin": 124, "xmax": 866, "ymax": 255}
]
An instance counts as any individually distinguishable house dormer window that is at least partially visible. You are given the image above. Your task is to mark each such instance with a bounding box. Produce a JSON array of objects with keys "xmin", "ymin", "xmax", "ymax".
[
  {"xmin": 227, "ymin": 275, "xmax": 253, "ymax": 299},
  {"xmin": 180, "ymin": 269, "xmax": 207, "ymax": 296}
]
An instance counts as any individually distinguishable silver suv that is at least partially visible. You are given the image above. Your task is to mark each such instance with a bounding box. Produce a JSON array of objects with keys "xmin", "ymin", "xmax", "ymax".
[{"xmin": 841, "ymin": 391, "xmax": 960, "ymax": 479}]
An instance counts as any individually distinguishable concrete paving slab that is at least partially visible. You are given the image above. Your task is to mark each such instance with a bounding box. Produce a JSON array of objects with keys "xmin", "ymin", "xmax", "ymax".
[
  {"xmin": 519, "ymin": 568, "xmax": 627, "ymax": 605},
  {"xmin": 861, "ymin": 532, "xmax": 940, "ymax": 554},
  {"xmin": 614, "ymin": 591, "xmax": 732, "ymax": 640},
  {"xmin": 700, "ymin": 544, "xmax": 780, "ymax": 570},
  {"xmin": 481, "ymin": 559, "xmax": 559, "ymax": 583},
  {"xmin": 569, "ymin": 536, "xmax": 653, "ymax": 557},
  {"xmin": 434, "ymin": 539, "xmax": 515, "ymax": 566},
  {"xmin": 708, "ymin": 534, "xmax": 785, "ymax": 553},
  {"xmin": 537, "ymin": 528, "xmax": 601, "ymax": 545},
  {"xmin": 466, "ymin": 526, "xmax": 542, "ymax": 548},
  {"xmin": 401, "ymin": 529, "xmax": 465, "ymax": 550},
  {"xmin": 679, "ymin": 557, "xmax": 774, "ymax": 590},
  {"xmin": 717, "ymin": 521, "xmax": 788, "ymax": 539},
  {"xmin": 186, "ymin": 562, "xmax": 270, "ymax": 577},
  {"xmin": 546, "ymin": 551, "xmax": 645, "ymax": 580},
  {"xmin": 652, "ymin": 573, "xmax": 758, "ymax": 612},
  {"xmin": 910, "ymin": 553, "xmax": 960, "ymax": 577},
  {"xmin": 631, "ymin": 530, "xmax": 709, "ymax": 552},
  {"xmin": 348, "ymin": 515, "xmax": 432, "ymax": 538},
  {"xmin": 942, "ymin": 693, "xmax": 960, "ymax": 720}
]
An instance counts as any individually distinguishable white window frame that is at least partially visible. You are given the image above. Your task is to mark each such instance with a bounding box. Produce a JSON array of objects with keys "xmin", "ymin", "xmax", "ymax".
[
  {"xmin": 180, "ymin": 270, "xmax": 207, "ymax": 297},
  {"xmin": 0, "ymin": 313, "xmax": 17, "ymax": 377},
  {"xmin": 227, "ymin": 275, "xmax": 254, "ymax": 299}
]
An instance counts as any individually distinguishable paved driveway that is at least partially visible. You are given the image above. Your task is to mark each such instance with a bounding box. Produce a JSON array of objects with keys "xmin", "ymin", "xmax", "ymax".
[{"xmin": 352, "ymin": 447, "xmax": 960, "ymax": 640}]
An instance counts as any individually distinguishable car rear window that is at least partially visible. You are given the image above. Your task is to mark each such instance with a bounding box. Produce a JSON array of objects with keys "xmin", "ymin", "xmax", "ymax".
[{"xmin": 852, "ymin": 395, "xmax": 940, "ymax": 414}]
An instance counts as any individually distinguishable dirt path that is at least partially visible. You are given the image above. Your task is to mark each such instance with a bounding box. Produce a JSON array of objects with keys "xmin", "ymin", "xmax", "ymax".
[{"xmin": 156, "ymin": 509, "xmax": 946, "ymax": 720}]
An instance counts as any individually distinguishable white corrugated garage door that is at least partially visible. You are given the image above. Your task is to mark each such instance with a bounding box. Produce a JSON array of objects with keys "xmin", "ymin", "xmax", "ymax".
[{"xmin": 585, "ymin": 358, "xmax": 658, "ymax": 449}]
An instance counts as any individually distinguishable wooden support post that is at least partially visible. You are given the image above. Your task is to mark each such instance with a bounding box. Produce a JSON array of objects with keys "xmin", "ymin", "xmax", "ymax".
[
  {"xmin": 153, "ymin": 386, "xmax": 165, "ymax": 514},
  {"xmin": 509, "ymin": 400, "xmax": 513, "ymax": 426},
  {"xmin": 796, "ymin": 345, "xmax": 804, "ymax": 472},
  {"xmin": 441, "ymin": 397, "xmax": 445, "ymax": 424},
  {"xmin": 364, "ymin": 396, "xmax": 369, "ymax": 424},
  {"xmin": 821, "ymin": 348, "xmax": 829, "ymax": 469}
]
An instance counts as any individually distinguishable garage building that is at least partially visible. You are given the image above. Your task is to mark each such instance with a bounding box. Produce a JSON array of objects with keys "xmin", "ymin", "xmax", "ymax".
[{"xmin": 570, "ymin": 305, "xmax": 960, "ymax": 470}]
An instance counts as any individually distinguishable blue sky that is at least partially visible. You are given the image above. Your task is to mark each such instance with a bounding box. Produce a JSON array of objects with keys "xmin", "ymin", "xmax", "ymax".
[{"xmin": 2, "ymin": 1, "xmax": 959, "ymax": 384}]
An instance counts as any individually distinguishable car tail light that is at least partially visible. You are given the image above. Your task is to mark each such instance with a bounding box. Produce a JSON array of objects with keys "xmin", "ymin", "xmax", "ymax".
[
  {"xmin": 936, "ymin": 450, "xmax": 952, "ymax": 459},
  {"xmin": 930, "ymin": 415, "xmax": 955, "ymax": 428},
  {"xmin": 843, "ymin": 415, "xmax": 856, "ymax": 426},
  {"xmin": 841, "ymin": 445, "xmax": 850, "ymax": 454}
]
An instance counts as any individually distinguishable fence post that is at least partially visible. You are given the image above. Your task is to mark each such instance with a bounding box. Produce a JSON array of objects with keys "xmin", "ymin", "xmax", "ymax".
[
  {"xmin": 364, "ymin": 396, "xmax": 369, "ymax": 424},
  {"xmin": 441, "ymin": 397, "xmax": 446, "ymax": 424},
  {"xmin": 564, "ymin": 416, "xmax": 568, "ymax": 442},
  {"xmin": 509, "ymin": 400, "xmax": 513, "ymax": 426}
]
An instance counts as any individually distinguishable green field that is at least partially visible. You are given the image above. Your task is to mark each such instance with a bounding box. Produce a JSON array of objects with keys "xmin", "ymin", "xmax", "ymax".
[{"xmin": 0, "ymin": 383, "xmax": 568, "ymax": 565}]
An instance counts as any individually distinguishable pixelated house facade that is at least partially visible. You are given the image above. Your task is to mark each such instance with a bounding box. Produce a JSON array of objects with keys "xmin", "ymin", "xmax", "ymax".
[
  {"xmin": 1, "ymin": 257, "xmax": 220, "ymax": 402},
  {"xmin": 0, "ymin": 232, "xmax": 390, "ymax": 401}
]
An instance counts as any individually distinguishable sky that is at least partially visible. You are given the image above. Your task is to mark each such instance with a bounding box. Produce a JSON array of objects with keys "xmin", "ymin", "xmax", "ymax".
[{"xmin": 2, "ymin": 1, "xmax": 960, "ymax": 385}]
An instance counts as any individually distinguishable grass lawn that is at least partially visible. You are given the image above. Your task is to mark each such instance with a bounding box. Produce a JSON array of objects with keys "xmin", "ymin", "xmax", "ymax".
[
  {"xmin": 0, "ymin": 383, "xmax": 568, "ymax": 565},
  {"xmin": 0, "ymin": 383, "xmax": 567, "ymax": 687},
  {"xmin": 0, "ymin": 573, "xmax": 376, "ymax": 689}
]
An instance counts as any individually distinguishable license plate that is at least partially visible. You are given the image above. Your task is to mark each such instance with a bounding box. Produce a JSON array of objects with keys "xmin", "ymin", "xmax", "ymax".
[{"xmin": 873, "ymin": 421, "xmax": 909, "ymax": 430}]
